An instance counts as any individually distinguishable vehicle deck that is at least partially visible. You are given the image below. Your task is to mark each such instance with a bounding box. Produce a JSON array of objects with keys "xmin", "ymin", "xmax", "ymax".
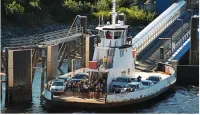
[
  {"xmin": 60, "ymin": 68, "xmax": 170, "ymax": 80},
  {"xmin": 52, "ymin": 71, "xmax": 170, "ymax": 104}
]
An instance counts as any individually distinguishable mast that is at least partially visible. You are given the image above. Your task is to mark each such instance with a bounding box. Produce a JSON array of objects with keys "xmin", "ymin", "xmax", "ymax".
[{"xmin": 111, "ymin": 0, "xmax": 117, "ymax": 26}]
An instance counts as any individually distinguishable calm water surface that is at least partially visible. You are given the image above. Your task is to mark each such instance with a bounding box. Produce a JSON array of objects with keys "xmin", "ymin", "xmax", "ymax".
[{"xmin": 1, "ymin": 63, "xmax": 199, "ymax": 113}]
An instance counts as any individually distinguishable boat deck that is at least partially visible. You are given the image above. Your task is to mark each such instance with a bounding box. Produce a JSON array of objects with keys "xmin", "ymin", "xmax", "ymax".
[
  {"xmin": 54, "ymin": 96, "xmax": 105, "ymax": 104},
  {"xmin": 53, "ymin": 91, "xmax": 106, "ymax": 104},
  {"xmin": 52, "ymin": 71, "xmax": 171, "ymax": 104}
]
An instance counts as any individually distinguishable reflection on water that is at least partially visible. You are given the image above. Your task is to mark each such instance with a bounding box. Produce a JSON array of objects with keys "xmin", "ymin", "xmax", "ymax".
[{"xmin": 1, "ymin": 63, "xmax": 199, "ymax": 113}]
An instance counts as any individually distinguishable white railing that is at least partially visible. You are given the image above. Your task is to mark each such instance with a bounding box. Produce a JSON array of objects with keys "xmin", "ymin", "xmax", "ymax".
[{"xmin": 165, "ymin": 30, "xmax": 190, "ymax": 60}]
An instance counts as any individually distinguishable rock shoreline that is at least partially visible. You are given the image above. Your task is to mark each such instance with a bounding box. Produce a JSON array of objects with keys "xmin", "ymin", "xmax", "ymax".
[{"xmin": 1, "ymin": 24, "xmax": 69, "ymax": 39}]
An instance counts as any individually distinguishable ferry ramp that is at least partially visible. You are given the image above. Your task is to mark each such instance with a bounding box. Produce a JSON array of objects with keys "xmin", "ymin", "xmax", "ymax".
[
  {"xmin": 136, "ymin": 10, "xmax": 192, "ymax": 70},
  {"xmin": 132, "ymin": 0, "xmax": 186, "ymax": 57},
  {"xmin": 168, "ymin": 16, "xmax": 199, "ymax": 62},
  {"xmin": 131, "ymin": 0, "xmax": 198, "ymax": 70},
  {"xmin": 2, "ymin": 26, "xmax": 82, "ymax": 47}
]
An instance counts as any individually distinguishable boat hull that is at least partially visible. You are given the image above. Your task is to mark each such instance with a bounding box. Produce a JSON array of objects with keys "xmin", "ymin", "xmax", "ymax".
[{"xmin": 43, "ymin": 80, "xmax": 176, "ymax": 108}]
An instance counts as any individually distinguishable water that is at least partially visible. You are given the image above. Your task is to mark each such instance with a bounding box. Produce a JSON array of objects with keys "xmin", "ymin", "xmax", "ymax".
[{"xmin": 1, "ymin": 63, "xmax": 199, "ymax": 113}]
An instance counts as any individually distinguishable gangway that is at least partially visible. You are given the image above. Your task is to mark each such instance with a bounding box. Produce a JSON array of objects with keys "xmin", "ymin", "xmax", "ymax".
[
  {"xmin": 132, "ymin": 0, "xmax": 186, "ymax": 57},
  {"xmin": 137, "ymin": 15, "xmax": 191, "ymax": 69},
  {"xmin": 169, "ymin": 16, "xmax": 199, "ymax": 62}
]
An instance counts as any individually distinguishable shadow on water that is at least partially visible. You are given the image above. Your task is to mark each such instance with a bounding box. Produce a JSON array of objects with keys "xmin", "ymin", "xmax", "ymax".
[
  {"xmin": 2, "ymin": 103, "xmax": 32, "ymax": 113},
  {"xmin": 1, "ymin": 102, "xmax": 47, "ymax": 113},
  {"xmin": 48, "ymin": 88, "xmax": 176, "ymax": 113}
]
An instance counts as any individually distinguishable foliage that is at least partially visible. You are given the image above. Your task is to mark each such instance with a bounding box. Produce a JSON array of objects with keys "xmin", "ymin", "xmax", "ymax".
[
  {"xmin": 29, "ymin": 0, "xmax": 41, "ymax": 9},
  {"xmin": 96, "ymin": 0, "xmax": 110, "ymax": 11},
  {"xmin": 118, "ymin": 6, "xmax": 156, "ymax": 25},
  {"xmin": 2, "ymin": 0, "xmax": 156, "ymax": 26},
  {"xmin": 62, "ymin": 0, "xmax": 83, "ymax": 12},
  {"xmin": 5, "ymin": 0, "xmax": 24, "ymax": 15},
  {"xmin": 92, "ymin": 0, "xmax": 111, "ymax": 20},
  {"xmin": 93, "ymin": 11, "xmax": 111, "ymax": 19}
]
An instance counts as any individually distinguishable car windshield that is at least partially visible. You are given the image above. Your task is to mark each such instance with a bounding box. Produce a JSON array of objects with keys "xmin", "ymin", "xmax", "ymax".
[
  {"xmin": 52, "ymin": 82, "xmax": 63, "ymax": 86},
  {"xmin": 115, "ymin": 78, "xmax": 128, "ymax": 82},
  {"xmin": 127, "ymin": 84, "xmax": 135, "ymax": 88},
  {"xmin": 73, "ymin": 74, "xmax": 87, "ymax": 79},
  {"xmin": 142, "ymin": 81, "xmax": 149, "ymax": 86},
  {"xmin": 131, "ymin": 78, "xmax": 137, "ymax": 82},
  {"xmin": 147, "ymin": 76, "xmax": 160, "ymax": 81},
  {"xmin": 58, "ymin": 78, "xmax": 68, "ymax": 81}
]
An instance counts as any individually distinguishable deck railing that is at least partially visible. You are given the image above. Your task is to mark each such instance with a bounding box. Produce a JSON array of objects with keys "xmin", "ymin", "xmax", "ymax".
[{"xmin": 165, "ymin": 30, "xmax": 190, "ymax": 61}]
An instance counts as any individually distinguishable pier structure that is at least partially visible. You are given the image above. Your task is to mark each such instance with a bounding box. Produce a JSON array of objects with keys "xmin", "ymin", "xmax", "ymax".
[
  {"xmin": 1, "ymin": 15, "xmax": 97, "ymax": 104},
  {"xmin": 4, "ymin": 49, "xmax": 32, "ymax": 103}
]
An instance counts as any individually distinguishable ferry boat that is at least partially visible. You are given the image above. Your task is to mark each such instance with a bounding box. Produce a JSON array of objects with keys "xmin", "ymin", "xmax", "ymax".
[{"xmin": 42, "ymin": 0, "xmax": 177, "ymax": 108}]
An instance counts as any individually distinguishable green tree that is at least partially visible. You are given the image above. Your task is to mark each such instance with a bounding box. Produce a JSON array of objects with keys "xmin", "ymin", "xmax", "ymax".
[
  {"xmin": 93, "ymin": 0, "xmax": 111, "ymax": 19},
  {"xmin": 118, "ymin": 6, "xmax": 156, "ymax": 25},
  {"xmin": 62, "ymin": 0, "xmax": 82, "ymax": 12},
  {"xmin": 96, "ymin": 0, "xmax": 110, "ymax": 11},
  {"xmin": 29, "ymin": 0, "xmax": 41, "ymax": 9},
  {"xmin": 5, "ymin": 0, "xmax": 24, "ymax": 15}
]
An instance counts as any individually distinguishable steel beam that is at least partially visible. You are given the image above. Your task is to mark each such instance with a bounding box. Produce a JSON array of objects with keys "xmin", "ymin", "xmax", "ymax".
[
  {"xmin": 40, "ymin": 33, "xmax": 82, "ymax": 45},
  {"xmin": 32, "ymin": 48, "xmax": 40, "ymax": 81},
  {"xmin": 58, "ymin": 44, "xmax": 68, "ymax": 69},
  {"xmin": 1, "ymin": 52, "xmax": 6, "ymax": 73}
]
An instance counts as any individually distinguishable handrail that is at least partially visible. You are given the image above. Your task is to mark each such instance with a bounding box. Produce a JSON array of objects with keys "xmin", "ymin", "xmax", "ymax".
[
  {"xmin": 165, "ymin": 29, "xmax": 190, "ymax": 61},
  {"xmin": 67, "ymin": 15, "xmax": 80, "ymax": 36},
  {"xmin": 133, "ymin": 1, "xmax": 187, "ymax": 56},
  {"xmin": 3, "ymin": 15, "xmax": 83, "ymax": 47},
  {"xmin": 4, "ymin": 26, "xmax": 83, "ymax": 47},
  {"xmin": 165, "ymin": 30, "xmax": 190, "ymax": 61}
]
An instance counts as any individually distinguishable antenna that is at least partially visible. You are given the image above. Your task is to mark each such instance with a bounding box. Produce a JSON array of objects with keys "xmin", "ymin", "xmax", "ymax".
[
  {"xmin": 111, "ymin": 0, "xmax": 117, "ymax": 25},
  {"xmin": 102, "ymin": 16, "xmax": 104, "ymax": 26},
  {"xmin": 99, "ymin": 15, "xmax": 100, "ymax": 26}
]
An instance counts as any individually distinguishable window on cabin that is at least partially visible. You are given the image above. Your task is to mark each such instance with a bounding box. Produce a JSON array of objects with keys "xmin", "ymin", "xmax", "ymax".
[
  {"xmin": 99, "ymin": 31, "xmax": 105, "ymax": 38},
  {"xmin": 120, "ymin": 49, "xmax": 124, "ymax": 57},
  {"xmin": 114, "ymin": 31, "xmax": 122, "ymax": 39},
  {"xmin": 122, "ymin": 31, "xmax": 126, "ymax": 38},
  {"xmin": 106, "ymin": 31, "xmax": 113, "ymax": 39}
]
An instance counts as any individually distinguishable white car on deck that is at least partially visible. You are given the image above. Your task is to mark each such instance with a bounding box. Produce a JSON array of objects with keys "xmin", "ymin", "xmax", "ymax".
[
  {"xmin": 57, "ymin": 75, "xmax": 72, "ymax": 88},
  {"xmin": 121, "ymin": 82, "xmax": 144, "ymax": 93},
  {"xmin": 141, "ymin": 80, "xmax": 154, "ymax": 88},
  {"xmin": 50, "ymin": 79, "xmax": 66, "ymax": 93}
]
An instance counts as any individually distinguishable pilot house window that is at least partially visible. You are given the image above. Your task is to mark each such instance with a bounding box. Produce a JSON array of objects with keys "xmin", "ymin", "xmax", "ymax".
[
  {"xmin": 114, "ymin": 31, "xmax": 122, "ymax": 39},
  {"xmin": 106, "ymin": 31, "xmax": 113, "ymax": 39},
  {"xmin": 99, "ymin": 31, "xmax": 105, "ymax": 38}
]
